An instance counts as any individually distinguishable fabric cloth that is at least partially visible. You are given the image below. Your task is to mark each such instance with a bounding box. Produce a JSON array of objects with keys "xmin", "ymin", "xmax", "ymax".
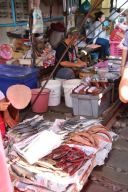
[
  {"xmin": 0, "ymin": 113, "xmax": 5, "ymax": 138},
  {"xmin": 55, "ymin": 41, "xmax": 77, "ymax": 79},
  {"xmin": 0, "ymin": 133, "xmax": 13, "ymax": 192},
  {"xmin": 51, "ymin": 22, "xmax": 65, "ymax": 32},
  {"xmin": 0, "ymin": 90, "xmax": 5, "ymax": 138},
  {"xmin": 96, "ymin": 38, "xmax": 109, "ymax": 58},
  {"xmin": 55, "ymin": 67, "xmax": 75, "ymax": 79}
]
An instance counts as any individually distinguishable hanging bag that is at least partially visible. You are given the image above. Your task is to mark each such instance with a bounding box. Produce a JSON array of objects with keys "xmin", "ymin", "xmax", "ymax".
[
  {"xmin": 32, "ymin": 8, "xmax": 43, "ymax": 34},
  {"xmin": 79, "ymin": 0, "xmax": 91, "ymax": 14}
]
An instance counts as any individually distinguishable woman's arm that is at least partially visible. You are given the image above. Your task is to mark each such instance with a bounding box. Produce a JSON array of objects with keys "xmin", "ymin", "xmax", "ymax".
[
  {"xmin": 121, "ymin": 49, "xmax": 128, "ymax": 75},
  {"xmin": 121, "ymin": 49, "xmax": 128, "ymax": 68},
  {"xmin": 121, "ymin": 31, "xmax": 128, "ymax": 75},
  {"xmin": 60, "ymin": 59, "xmax": 86, "ymax": 68},
  {"xmin": 0, "ymin": 99, "xmax": 10, "ymax": 112}
]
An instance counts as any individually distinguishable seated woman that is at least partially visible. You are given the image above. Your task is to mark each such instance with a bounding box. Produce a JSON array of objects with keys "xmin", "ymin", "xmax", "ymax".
[
  {"xmin": 93, "ymin": 11, "xmax": 110, "ymax": 59},
  {"xmin": 54, "ymin": 27, "xmax": 87, "ymax": 79}
]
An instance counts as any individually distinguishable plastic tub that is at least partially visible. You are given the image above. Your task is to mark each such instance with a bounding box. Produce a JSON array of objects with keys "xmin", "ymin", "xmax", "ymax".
[
  {"xmin": 110, "ymin": 41, "xmax": 122, "ymax": 57},
  {"xmin": 31, "ymin": 88, "xmax": 50, "ymax": 113},
  {"xmin": 41, "ymin": 80, "xmax": 61, "ymax": 106},
  {"xmin": 0, "ymin": 64, "xmax": 39, "ymax": 95},
  {"xmin": 63, "ymin": 79, "xmax": 81, "ymax": 108}
]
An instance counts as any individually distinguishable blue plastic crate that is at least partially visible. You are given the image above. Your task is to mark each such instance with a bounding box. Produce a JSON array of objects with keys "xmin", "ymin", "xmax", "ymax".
[{"xmin": 0, "ymin": 64, "xmax": 39, "ymax": 95}]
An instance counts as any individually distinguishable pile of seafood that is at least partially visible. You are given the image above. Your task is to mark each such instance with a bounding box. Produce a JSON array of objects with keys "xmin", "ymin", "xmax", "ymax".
[
  {"xmin": 7, "ymin": 115, "xmax": 53, "ymax": 143},
  {"xmin": 44, "ymin": 145, "xmax": 92, "ymax": 176},
  {"xmin": 67, "ymin": 125, "xmax": 112, "ymax": 148},
  {"xmin": 6, "ymin": 115, "xmax": 114, "ymax": 192}
]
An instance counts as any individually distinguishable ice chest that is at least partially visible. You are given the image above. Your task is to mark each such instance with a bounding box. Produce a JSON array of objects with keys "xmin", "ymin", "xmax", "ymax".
[
  {"xmin": 71, "ymin": 86, "xmax": 112, "ymax": 118},
  {"xmin": 0, "ymin": 64, "xmax": 39, "ymax": 95}
]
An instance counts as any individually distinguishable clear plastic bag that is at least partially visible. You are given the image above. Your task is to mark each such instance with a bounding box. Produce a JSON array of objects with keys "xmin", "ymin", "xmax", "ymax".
[{"xmin": 32, "ymin": 8, "xmax": 43, "ymax": 34}]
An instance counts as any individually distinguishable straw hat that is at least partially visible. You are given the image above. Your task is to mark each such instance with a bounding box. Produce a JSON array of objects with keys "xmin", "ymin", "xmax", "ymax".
[
  {"xmin": 67, "ymin": 27, "xmax": 79, "ymax": 36},
  {"xmin": 6, "ymin": 84, "xmax": 32, "ymax": 109}
]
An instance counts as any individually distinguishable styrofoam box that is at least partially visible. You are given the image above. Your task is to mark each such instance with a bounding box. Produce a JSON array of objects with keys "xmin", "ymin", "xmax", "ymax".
[{"xmin": 71, "ymin": 86, "xmax": 112, "ymax": 118}]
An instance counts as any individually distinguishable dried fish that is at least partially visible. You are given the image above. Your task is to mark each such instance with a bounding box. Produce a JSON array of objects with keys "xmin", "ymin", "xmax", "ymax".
[
  {"xmin": 36, "ymin": 160, "xmax": 62, "ymax": 171},
  {"xmin": 7, "ymin": 115, "xmax": 53, "ymax": 143},
  {"xmin": 11, "ymin": 163, "xmax": 36, "ymax": 180},
  {"xmin": 61, "ymin": 117, "xmax": 102, "ymax": 132}
]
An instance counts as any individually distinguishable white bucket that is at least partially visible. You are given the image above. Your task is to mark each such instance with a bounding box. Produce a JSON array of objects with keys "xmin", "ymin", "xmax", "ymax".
[
  {"xmin": 63, "ymin": 79, "xmax": 81, "ymax": 108},
  {"xmin": 55, "ymin": 78, "xmax": 66, "ymax": 96},
  {"xmin": 55, "ymin": 78, "xmax": 66, "ymax": 86},
  {"xmin": 41, "ymin": 80, "xmax": 61, "ymax": 106}
]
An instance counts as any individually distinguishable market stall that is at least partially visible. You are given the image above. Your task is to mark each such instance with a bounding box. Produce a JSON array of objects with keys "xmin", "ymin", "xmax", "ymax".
[{"xmin": 6, "ymin": 115, "xmax": 116, "ymax": 192}]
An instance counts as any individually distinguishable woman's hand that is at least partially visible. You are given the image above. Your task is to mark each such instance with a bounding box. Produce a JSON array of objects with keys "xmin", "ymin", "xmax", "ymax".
[
  {"xmin": 76, "ymin": 58, "xmax": 87, "ymax": 67},
  {"xmin": 0, "ymin": 101, "xmax": 10, "ymax": 111},
  {"xmin": 3, "ymin": 110, "xmax": 18, "ymax": 128}
]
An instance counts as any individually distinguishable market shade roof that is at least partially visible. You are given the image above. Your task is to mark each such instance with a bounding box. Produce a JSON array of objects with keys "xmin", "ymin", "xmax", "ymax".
[{"xmin": 6, "ymin": 84, "xmax": 31, "ymax": 109}]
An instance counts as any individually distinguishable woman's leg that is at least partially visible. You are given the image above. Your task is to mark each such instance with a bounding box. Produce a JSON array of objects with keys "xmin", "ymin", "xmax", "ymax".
[
  {"xmin": 96, "ymin": 38, "xmax": 109, "ymax": 58},
  {"xmin": 55, "ymin": 68, "xmax": 75, "ymax": 79}
]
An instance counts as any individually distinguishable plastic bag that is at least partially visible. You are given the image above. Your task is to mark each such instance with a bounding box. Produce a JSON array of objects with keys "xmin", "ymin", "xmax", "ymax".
[
  {"xmin": 110, "ymin": 28, "xmax": 124, "ymax": 42},
  {"xmin": 79, "ymin": 0, "xmax": 91, "ymax": 13},
  {"xmin": 0, "ymin": 44, "xmax": 12, "ymax": 60},
  {"xmin": 32, "ymin": 8, "xmax": 43, "ymax": 34}
]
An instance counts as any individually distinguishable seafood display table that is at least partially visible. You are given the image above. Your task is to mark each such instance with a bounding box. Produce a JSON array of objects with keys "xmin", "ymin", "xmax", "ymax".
[{"xmin": 7, "ymin": 116, "xmax": 114, "ymax": 192}]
